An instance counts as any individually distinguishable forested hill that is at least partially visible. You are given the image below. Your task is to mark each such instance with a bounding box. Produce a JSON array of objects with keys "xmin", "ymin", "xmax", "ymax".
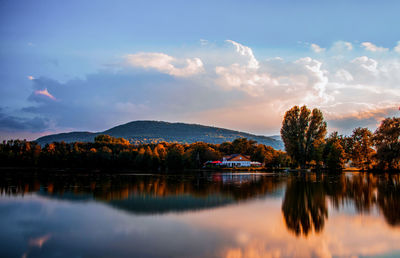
[{"xmin": 36, "ymin": 121, "xmax": 284, "ymax": 150}]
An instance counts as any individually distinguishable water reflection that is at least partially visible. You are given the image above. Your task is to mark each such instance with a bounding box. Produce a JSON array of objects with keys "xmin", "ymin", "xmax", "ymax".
[
  {"xmin": 0, "ymin": 173, "xmax": 285, "ymax": 214},
  {"xmin": 1, "ymin": 172, "xmax": 400, "ymax": 258},
  {"xmin": 282, "ymin": 172, "xmax": 400, "ymax": 237},
  {"xmin": 282, "ymin": 174, "xmax": 328, "ymax": 236}
]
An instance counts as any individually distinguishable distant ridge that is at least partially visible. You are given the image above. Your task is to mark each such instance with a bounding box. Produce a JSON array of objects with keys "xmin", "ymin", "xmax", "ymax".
[{"xmin": 36, "ymin": 120, "xmax": 284, "ymax": 150}]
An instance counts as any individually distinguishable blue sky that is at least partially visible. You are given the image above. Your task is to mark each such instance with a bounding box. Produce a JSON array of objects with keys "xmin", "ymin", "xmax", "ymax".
[{"xmin": 1, "ymin": 0, "xmax": 400, "ymax": 140}]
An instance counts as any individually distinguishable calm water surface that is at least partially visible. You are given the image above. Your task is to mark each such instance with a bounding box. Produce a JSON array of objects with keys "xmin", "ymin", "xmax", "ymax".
[{"xmin": 0, "ymin": 172, "xmax": 399, "ymax": 258}]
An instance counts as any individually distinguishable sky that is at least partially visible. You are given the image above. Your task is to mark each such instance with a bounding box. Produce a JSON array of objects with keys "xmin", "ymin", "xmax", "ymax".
[{"xmin": 1, "ymin": 0, "xmax": 400, "ymax": 140}]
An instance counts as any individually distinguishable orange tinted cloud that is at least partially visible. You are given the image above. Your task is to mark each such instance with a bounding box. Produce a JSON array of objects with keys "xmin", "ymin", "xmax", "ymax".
[
  {"xmin": 29, "ymin": 234, "xmax": 51, "ymax": 248},
  {"xmin": 34, "ymin": 88, "xmax": 56, "ymax": 100}
]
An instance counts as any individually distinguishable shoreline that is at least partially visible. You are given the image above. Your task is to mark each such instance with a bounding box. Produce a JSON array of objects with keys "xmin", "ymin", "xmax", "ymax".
[{"xmin": 0, "ymin": 166, "xmax": 397, "ymax": 175}]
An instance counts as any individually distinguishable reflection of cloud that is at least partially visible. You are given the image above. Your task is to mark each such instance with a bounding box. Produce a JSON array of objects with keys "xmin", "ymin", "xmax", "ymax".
[
  {"xmin": 22, "ymin": 234, "xmax": 52, "ymax": 258},
  {"xmin": 29, "ymin": 233, "xmax": 51, "ymax": 248},
  {"xmin": 180, "ymin": 198, "xmax": 400, "ymax": 258}
]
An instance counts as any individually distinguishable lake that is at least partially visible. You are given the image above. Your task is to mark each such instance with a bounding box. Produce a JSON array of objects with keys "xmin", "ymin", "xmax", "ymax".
[{"xmin": 0, "ymin": 171, "xmax": 399, "ymax": 258}]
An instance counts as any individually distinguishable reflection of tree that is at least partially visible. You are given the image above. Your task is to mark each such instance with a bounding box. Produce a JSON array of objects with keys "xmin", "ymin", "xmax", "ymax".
[
  {"xmin": 345, "ymin": 174, "xmax": 377, "ymax": 212},
  {"xmin": 377, "ymin": 175, "xmax": 400, "ymax": 226},
  {"xmin": 282, "ymin": 172, "xmax": 400, "ymax": 237},
  {"xmin": 282, "ymin": 174, "xmax": 328, "ymax": 237}
]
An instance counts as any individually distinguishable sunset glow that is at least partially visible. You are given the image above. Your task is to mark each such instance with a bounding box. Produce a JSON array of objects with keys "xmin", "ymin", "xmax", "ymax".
[{"xmin": 1, "ymin": 0, "xmax": 399, "ymax": 140}]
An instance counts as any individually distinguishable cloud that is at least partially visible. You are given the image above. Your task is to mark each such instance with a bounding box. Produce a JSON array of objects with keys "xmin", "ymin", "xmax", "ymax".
[
  {"xmin": 27, "ymin": 78, "xmax": 59, "ymax": 103},
  {"xmin": 311, "ymin": 43, "xmax": 326, "ymax": 53},
  {"xmin": 0, "ymin": 108, "xmax": 49, "ymax": 132},
  {"xmin": 361, "ymin": 42, "xmax": 388, "ymax": 52},
  {"xmin": 335, "ymin": 69, "xmax": 353, "ymax": 82},
  {"xmin": 34, "ymin": 88, "xmax": 56, "ymax": 100},
  {"xmin": 29, "ymin": 234, "xmax": 51, "ymax": 248},
  {"xmin": 214, "ymin": 42, "xmax": 330, "ymax": 102},
  {"xmin": 200, "ymin": 39, "xmax": 209, "ymax": 46},
  {"xmin": 28, "ymin": 75, "xmax": 35, "ymax": 80},
  {"xmin": 394, "ymin": 41, "xmax": 400, "ymax": 53},
  {"xmin": 125, "ymin": 52, "xmax": 204, "ymax": 77},
  {"xmin": 331, "ymin": 41, "xmax": 353, "ymax": 52},
  {"xmin": 343, "ymin": 42, "xmax": 353, "ymax": 50},
  {"xmin": 351, "ymin": 56, "xmax": 378, "ymax": 73},
  {"xmin": 12, "ymin": 40, "xmax": 400, "ymax": 137},
  {"xmin": 226, "ymin": 40, "xmax": 259, "ymax": 69},
  {"xmin": 325, "ymin": 104, "xmax": 399, "ymax": 134}
]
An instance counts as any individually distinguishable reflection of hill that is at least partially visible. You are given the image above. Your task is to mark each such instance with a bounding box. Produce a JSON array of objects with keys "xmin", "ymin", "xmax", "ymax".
[
  {"xmin": 0, "ymin": 173, "xmax": 284, "ymax": 214},
  {"xmin": 282, "ymin": 173, "xmax": 400, "ymax": 237},
  {"xmin": 108, "ymin": 194, "xmax": 235, "ymax": 214}
]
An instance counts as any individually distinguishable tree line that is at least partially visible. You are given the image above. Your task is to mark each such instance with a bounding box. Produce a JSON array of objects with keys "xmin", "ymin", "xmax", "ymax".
[
  {"xmin": 281, "ymin": 105, "xmax": 400, "ymax": 171},
  {"xmin": 0, "ymin": 135, "xmax": 289, "ymax": 170},
  {"xmin": 1, "ymin": 105, "xmax": 398, "ymax": 171}
]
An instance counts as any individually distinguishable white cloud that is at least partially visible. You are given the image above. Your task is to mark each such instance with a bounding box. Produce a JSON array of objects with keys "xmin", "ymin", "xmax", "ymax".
[
  {"xmin": 361, "ymin": 42, "xmax": 388, "ymax": 52},
  {"xmin": 215, "ymin": 44, "xmax": 332, "ymax": 105},
  {"xmin": 310, "ymin": 43, "xmax": 326, "ymax": 53},
  {"xmin": 21, "ymin": 40, "xmax": 400, "ymax": 136},
  {"xmin": 215, "ymin": 64, "xmax": 272, "ymax": 96},
  {"xmin": 226, "ymin": 40, "xmax": 259, "ymax": 69},
  {"xmin": 344, "ymin": 42, "xmax": 353, "ymax": 50},
  {"xmin": 125, "ymin": 52, "xmax": 204, "ymax": 77},
  {"xmin": 394, "ymin": 41, "xmax": 400, "ymax": 53},
  {"xmin": 200, "ymin": 39, "xmax": 209, "ymax": 46},
  {"xmin": 335, "ymin": 69, "xmax": 354, "ymax": 82},
  {"xmin": 351, "ymin": 56, "xmax": 378, "ymax": 73},
  {"xmin": 28, "ymin": 75, "xmax": 35, "ymax": 80}
]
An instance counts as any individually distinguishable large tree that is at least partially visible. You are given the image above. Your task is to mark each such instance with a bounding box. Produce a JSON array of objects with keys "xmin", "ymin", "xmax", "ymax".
[
  {"xmin": 373, "ymin": 117, "xmax": 400, "ymax": 170},
  {"xmin": 323, "ymin": 132, "xmax": 346, "ymax": 170},
  {"xmin": 350, "ymin": 127, "xmax": 375, "ymax": 170},
  {"xmin": 280, "ymin": 105, "xmax": 327, "ymax": 168}
]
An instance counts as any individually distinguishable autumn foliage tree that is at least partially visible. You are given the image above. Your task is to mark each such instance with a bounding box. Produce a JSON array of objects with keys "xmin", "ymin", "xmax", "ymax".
[
  {"xmin": 323, "ymin": 132, "xmax": 346, "ymax": 170},
  {"xmin": 373, "ymin": 117, "xmax": 400, "ymax": 170},
  {"xmin": 349, "ymin": 127, "xmax": 375, "ymax": 170},
  {"xmin": 281, "ymin": 105, "xmax": 327, "ymax": 168}
]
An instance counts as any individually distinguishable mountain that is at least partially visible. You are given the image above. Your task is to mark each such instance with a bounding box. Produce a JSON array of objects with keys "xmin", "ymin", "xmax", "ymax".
[
  {"xmin": 270, "ymin": 135, "xmax": 282, "ymax": 142},
  {"xmin": 36, "ymin": 121, "xmax": 284, "ymax": 150}
]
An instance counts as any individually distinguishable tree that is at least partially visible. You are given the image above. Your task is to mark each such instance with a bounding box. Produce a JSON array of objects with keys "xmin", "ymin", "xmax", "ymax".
[
  {"xmin": 95, "ymin": 134, "xmax": 130, "ymax": 145},
  {"xmin": 184, "ymin": 142, "xmax": 221, "ymax": 168},
  {"xmin": 251, "ymin": 144, "xmax": 267, "ymax": 163},
  {"xmin": 166, "ymin": 144, "xmax": 185, "ymax": 170},
  {"xmin": 232, "ymin": 138, "xmax": 257, "ymax": 155},
  {"xmin": 373, "ymin": 117, "xmax": 400, "ymax": 170},
  {"xmin": 280, "ymin": 106, "xmax": 327, "ymax": 168},
  {"xmin": 323, "ymin": 132, "xmax": 345, "ymax": 171},
  {"xmin": 350, "ymin": 127, "xmax": 375, "ymax": 170}
]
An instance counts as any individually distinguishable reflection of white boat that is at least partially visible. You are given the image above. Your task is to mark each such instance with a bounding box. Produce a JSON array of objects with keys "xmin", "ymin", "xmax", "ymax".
[
  {"xmin": 211, "ymin": 173, "xmax": 261, "ymax": 184},
  {"xmin": 285, "ymin": 169, "xmax": 311, "ymax": 173}
]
